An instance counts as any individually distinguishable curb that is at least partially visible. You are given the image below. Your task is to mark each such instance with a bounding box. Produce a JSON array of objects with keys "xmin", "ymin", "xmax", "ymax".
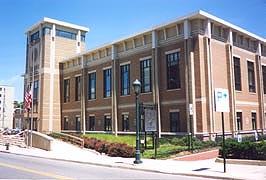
[
  {"xmin": 0, "ymin": 150, "xmax": 241, "ymax": 180},
  {"xmin": 215, "ymin": 158, "xmax": 266, "ymax": 166}
]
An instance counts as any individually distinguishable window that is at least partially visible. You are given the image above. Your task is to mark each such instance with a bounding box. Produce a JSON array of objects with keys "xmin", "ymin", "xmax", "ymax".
[
  {"xmin": 167, "ymin": 52, "xmax": 180, "ymax": 89},
  {"xmin": 89, "ymin": 116, "xmax": 95, "ymax": 131},
  {"xmin": 104, "ymin": 69, "xmax": 112, "ymax": 98},
  {"xmin": 88, "ymin": 72, "xmax": 96, "ymax": 99},
  {"xmin": 30, "ymin": 31, "xmax": 39, "ymax": 42},
  {"xmin": 104, "ymin": 115, "xmax": 112, "ymax": 131},
  {"xmin": 233, "ymin": 57, "xmax": 241, "ymax": 91},
  {"xmin": 247, "ymin": 61, "xmax": 256, "ymax": 93},
  {"xmin": 76, "ymin": 116, "xmax": 81, "ymax": 131},
  {"xmin": 33, "ymin": 80, "xmax": 39, "ymax": 113},
  {"xmin": 122, "ymin": 114, "xmax": 129, "ymax": 131},
  {"xmin": 140, "ymin": 59, "xmax": 152, "ymax": 93},
  {"xmin": 121, "ymin": 64, "xmax": 130, "ymax": 95},
  {"xmin": 56, "ymin": 29, "xmax": 76, "ymax": 40},
  {"xmin": 64, "ymin": 79, "xmax": 70, "ymax": 102},
  {"xmin": 81, "ymin": 35, "xmax": 86, "ymax": 42},
  {"xmin": 170, "ymin": 111, "xmax": 180, "ymax": 132},
  {"xmin": 63, "ymin": 117, "xmax": 69, "ymax": 130},
  {"xmin": 42, "ymin": 27, "xmax": 51, "ymax": 35},
  {"xmin": 75, "ymin": 76, "xmax": 81, "ymax": 101},
  {"xmin": 262, "ymin": 66, "xmax": 266, "ymax": 94},
  {"xmin": 252, "ymin": 112, "xmax": 257, "ymax": 130},
  {"xmin": 236, "ymin": 112, "xmax": 242, "ymax": 131}
]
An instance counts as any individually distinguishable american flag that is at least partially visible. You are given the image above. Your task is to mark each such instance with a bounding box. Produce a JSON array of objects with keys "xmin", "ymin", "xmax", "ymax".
[{"xmin": 24, "ymin": 84, "xmax": 32, "ymax": 110}]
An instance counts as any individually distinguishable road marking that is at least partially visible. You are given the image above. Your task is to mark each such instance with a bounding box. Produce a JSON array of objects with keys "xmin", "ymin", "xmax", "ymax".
[{"xmin": 0, "ymin": 162, "xmax": 76, "ymax": 180}]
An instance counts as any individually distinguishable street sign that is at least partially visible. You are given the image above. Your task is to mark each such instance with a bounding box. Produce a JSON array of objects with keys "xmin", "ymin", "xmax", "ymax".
[
  {"xmin": 214, "ymin": 88, "xmax": 230, "ymax": 112},
  {"xmin": 144, "ymin": 108, "xmax": 157, "ymax": 132},
  {"xmin": 189, "ymin": 104, "xmax": 193, "ymax": 115}
]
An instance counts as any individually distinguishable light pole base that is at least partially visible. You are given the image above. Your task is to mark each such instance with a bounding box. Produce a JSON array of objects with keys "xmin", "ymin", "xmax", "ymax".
[
  {"xmin": 134, "ymin": 159, "xmax": 143, "ymax": 164},
  {"xmin": 134, "ymin": 151, "xmax": 142, "ymax": 164}
]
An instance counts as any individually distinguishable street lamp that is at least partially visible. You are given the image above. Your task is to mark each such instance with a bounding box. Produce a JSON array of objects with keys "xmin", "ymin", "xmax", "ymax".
[{"xmin": 132, "ymin": 79, "xmax": 142, "ymax": 164}]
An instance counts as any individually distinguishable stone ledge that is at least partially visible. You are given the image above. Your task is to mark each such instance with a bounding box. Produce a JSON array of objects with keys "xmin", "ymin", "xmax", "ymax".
[{"xmin": 215, "ymin": 158, "xmax": 266, "ymax": 166}]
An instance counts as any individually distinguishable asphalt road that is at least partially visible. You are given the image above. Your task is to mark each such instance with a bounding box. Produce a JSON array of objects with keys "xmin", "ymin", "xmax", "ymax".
[{"xmin": 0, "ymin": 152, "xmax": 217, "ymax": 180}]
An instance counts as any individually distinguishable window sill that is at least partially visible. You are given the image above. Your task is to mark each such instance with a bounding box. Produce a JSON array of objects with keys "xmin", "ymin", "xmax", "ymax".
[
  {"xmin": 141, "ymin": 92, "xmax": 152, "ymax": 95},
  {"xmin": 167, "ymin": 88, "xmax": 181, "ymax": 92}
]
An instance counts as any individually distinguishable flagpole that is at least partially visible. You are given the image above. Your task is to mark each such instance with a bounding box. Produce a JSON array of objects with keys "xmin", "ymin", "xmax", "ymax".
[
  {"xmin": 27, "ymin": 108, "xmax": 30, "ymax": 148},
  {"xmin": 30, "ymin": 52, "xmax": 35, "ymax": 148}
]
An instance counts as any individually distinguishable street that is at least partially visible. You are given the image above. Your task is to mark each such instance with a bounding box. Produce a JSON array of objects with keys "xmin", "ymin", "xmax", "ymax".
[{"xmin": 0, "ymin": 152, "xmax": 217, "ymax": 180}]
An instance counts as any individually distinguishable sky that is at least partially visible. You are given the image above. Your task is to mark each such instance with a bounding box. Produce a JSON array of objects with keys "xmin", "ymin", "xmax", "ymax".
[{"xmin": 0, "ymin": 0, "xmax": 265, "ymax": 102}]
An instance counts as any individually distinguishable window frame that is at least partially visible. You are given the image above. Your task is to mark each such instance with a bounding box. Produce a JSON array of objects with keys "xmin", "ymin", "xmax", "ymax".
[
  {"xmin": 103, "ymin": 68, "xmax": 112, "ymax": 98},
  {"xmin": 88, "ymin": 72, "xmax": 96, "ymax": 100},
  {"xmin": 247, "ymin": 61, "xmax": 256, "ymax": 93},
  {"xmin": 63, "ymin": 79, "xmax": 70, "ymax": 103},
  {"xmin": 120, "ymin": 64, "xmax": 130, "ymax": 96},
  {"xmin": 140, "ymin": 58, "xmax": 152, "ymax": 93},
  {"xmin": 236, "ymin": 112, "xmax": 243, "ymax": 131},
  {"xmin": 166, "ymin": 51, "xmax": 181, "ymax": 90},
  {"xmin": 75, "ymin": 76, "xmax": 81, "ymax": 101},
  {"xmin": 233, "ymin": 56, "xmax": 242, "ymax": 91}
]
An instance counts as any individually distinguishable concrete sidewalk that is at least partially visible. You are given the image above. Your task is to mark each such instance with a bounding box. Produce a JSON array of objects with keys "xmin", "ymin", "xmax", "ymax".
[{"xmin": 0, "ymin": 139, "xmax": 265, "ymax": 180}]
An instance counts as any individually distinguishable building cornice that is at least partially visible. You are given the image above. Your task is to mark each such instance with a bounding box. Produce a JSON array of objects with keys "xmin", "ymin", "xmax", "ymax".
[
  {"xmin": 25, "ymin": 17, "xmax": 89, "ymax": 34},
  {"xmin": 60, "ymin": 10, "xmax": 266, "ymax": 64}
]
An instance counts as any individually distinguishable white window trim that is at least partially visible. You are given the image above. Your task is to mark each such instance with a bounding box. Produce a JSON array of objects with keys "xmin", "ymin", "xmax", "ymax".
[
  {"xmin": 120, "ymin": 61, "xmax": 131, "ymax": 66},
  {"xmin": 88, "ymin": 70, "xmax": 96, "ymax": 74},
  {"xmin": 233, "ymin": 54, "xmax": 241, "ymax": 59},
  {"xmin": 165, "ymin": 48, "xmax": 180, "ymax": 55},
  {"xmin": 247, "ymin": 58, "xmax": 255, "ymax": 63},
  {"xmin": 103, "ymin": 66, "xmax": 112, "ymax": 70},
  {"xmin": 169, "ymin": 109, "xmax": 180, "ymax": 113},
  {"xmin": 74, "ymin": 74, "xmax": 82, "ymax": 77},
  {"xmin": 139, "ymin": 56, "xmax": 152, "ymax": 61}
]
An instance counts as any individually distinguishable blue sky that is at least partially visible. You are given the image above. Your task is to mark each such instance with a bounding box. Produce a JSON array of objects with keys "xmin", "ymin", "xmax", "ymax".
[{"xmin": 0, "ymin": 0, "xmax": 265, "ymax": 101}]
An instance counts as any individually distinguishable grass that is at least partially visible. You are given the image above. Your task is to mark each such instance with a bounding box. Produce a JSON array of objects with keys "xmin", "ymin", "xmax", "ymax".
[
  {"xmin": 82, "ymin": 133, "xmax": 136, "ymax": 146},
  {"xmin": 81, "ymin": 133, "xmax": 189, "ymax": 159}
]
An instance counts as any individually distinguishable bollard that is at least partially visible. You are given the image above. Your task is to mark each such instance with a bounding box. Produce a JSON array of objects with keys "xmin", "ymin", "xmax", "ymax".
[{"xmin": 5, "ymin": 143, "xmax": 9, "ymax": 150}]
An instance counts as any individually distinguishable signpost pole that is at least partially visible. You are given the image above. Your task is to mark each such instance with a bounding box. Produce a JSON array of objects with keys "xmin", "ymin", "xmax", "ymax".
[{"xmin": 222, "ymin": 112, "xmax": 226, "ymax": 173}]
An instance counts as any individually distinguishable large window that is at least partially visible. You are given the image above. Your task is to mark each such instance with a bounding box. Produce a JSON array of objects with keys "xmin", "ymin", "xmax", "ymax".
[
  {"xmin": 63, "ymin": 117, "xmax": 69, "ymax": 130},
  {"xmin": 76, "ymin": 116, "xmax": 81, "ymax": 131},
  {"xmin": 121, "ymin": 64, "xmax": 130, "ymax": 96},
  {"xmin": 140, "ymin": 59, "xmax": 152, "ymax": 93},
  {"xmin": 87, "ymin": 115, "xmax": 95, "ymax": 131},
  {"xmin": 56, "ymin": 29, "xmax": 76, "ymax": 40},
  {"xmin": 104, "ymin": 69, "xmax": 112, "ymax": 98},
  {"xmin": 88, "ymin": 72, "xmax": 96, "ymax": 99},
  {"xmin": 33, "ymin": 80, "xmax": 39, "ymax": 113},
  {"xmin": 247, "ymin": 61, "xmax": 256, "ymax": 93},
  {"xmin": 236, "ymin": 112, "xmax": 242, "ymax": 131},
  {"xmin": 104, "ymin": 115, "xmax": 112, "ymax": 131},
  {"xmin": 262, "ymin": 66, "xmax": 266, "ymax": 94},
  {"xmin": 167, "ymin": 52, "xmax": 180, "ymax": 89},
  {"xmin": 233, "ymin": 57, "xmax": 241, "ymax": 91},
  {"xmin": 75, "ymin": 76, "xmax": 81, "ymax": 101},
  {"xmin": 63, "ymin": 79, "xmax": 70, "ymax": 102},
  {"xmin": 170, "ymin": 111, "xmax": 180, "ymax": 132},
  {"xmin": 122, "ymin": 114, "xmax": 129, "ymax": 131},
  {"xmin": 252, "ymin": 112, "xmax": 257, "ymax": 130}
]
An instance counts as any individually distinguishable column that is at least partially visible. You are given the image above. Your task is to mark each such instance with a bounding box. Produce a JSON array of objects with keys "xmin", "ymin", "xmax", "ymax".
[{"xmin": 111, "ymin": 44, "xmax": 118, "ymax": 136}]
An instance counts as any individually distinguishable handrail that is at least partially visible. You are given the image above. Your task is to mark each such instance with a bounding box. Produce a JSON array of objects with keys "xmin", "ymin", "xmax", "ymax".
[{"xmin": 52, "ymin": 132, "xmax": 84, "ymax": 148}]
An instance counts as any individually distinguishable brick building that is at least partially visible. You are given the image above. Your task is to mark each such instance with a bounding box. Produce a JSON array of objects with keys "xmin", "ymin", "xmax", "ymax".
[{"xmin": 24, "ymin": 10, "xmax": 266, "ymax": 139}]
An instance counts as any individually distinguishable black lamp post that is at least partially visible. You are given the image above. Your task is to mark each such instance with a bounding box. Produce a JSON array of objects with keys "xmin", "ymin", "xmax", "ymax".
[{"xmin": 133, "ymin": 79, "xmax": 142, "ymax": 164}]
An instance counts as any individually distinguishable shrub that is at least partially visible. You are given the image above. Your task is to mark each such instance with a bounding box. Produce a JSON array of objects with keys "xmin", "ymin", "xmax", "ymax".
[
  {"xmin": 107, "ymin": 143, "xmax": 135, "ymax": 158},
  {"xmin": 219, "ymin": 141, "xmax": 266, "ymax": 160}
]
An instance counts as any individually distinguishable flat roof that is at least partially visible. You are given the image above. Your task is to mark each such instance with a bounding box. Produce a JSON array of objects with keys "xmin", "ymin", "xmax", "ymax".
[{"xmin": 25, "ymin": 17, "xmax": 89, "ymax": 34}]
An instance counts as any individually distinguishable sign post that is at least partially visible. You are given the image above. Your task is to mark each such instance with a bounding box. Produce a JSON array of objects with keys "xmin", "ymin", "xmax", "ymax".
[{"xmin": 214, "ymin": 88, "xmax": 230, "ymax": 173}]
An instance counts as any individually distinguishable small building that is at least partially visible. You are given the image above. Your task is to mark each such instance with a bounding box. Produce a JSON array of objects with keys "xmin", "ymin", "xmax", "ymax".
[{"xmin": 0, "ymin": 85, "xmax": 14, "ymax": 129}]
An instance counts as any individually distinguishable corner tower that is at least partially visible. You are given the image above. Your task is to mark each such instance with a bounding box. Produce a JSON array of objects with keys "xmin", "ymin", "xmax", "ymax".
[{"xmin": 24, "ymin": 17, "xmax": 89, "ymax": 133}]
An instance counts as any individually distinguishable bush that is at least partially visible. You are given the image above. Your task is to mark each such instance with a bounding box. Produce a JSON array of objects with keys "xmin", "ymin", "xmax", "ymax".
[
  {"xmin": 219, "ymin": 140, "xmax": 266, "ymax": 160},
  {"xmin": 83, "ymin": 136, "xmax": 134, "ymax": 157}
]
